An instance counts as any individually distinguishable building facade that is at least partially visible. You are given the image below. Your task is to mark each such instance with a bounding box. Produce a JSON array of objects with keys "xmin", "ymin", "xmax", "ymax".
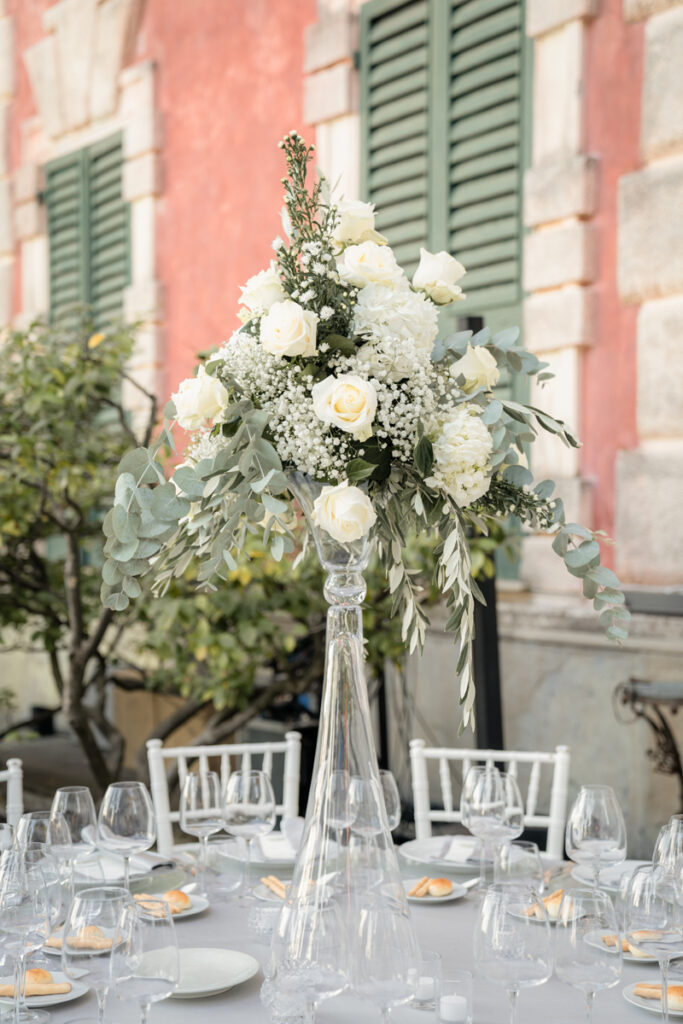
[{"xmin": 1, "ymin": 0, "xmax": 682, "ymax": 849}]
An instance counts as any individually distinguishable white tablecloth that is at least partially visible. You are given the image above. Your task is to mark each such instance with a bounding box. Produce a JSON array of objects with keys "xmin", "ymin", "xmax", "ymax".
[{"xmin": 41, "ymin": 877, "xmax": 664, "ymax": 1024}]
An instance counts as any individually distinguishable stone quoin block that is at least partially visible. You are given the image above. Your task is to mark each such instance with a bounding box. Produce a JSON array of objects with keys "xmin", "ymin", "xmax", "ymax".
[
  {"xmin": 45, "ymin": 0, "xmax": 97, "ymax": 131},
  {"xmin": 524, "ymin": 154, "xmax": 598, "ymax": 226},
  {"xmin": 24, "ymin": 37, "xmax": 63, "ymax": 138},
  {"xmin": 121, "ymin": 62, "xmax": 161, "ymax": 159},
  {"xmin": 528, "ymin": 346, "xmax": 582, "ymax": 479},
  {"xmin": 618, "ymin": 157, "xmax": 683, "ymax": 302},
  {"xmin": 0, "ymin": 105, "xmax": 9, "ymax": 178},
  {"xmin": 0, "ymin": 177, "xmax": 12, "ymax": 254},
  {"xmin": 124, "ymin": 280, "xmax": 163, "ymax": 321},
  {"xmin": 303, "ymin": 63, "xmax": 354, "ymax": 125},
  {"xmin": 523, "ymin": 221, "xmax": 596, "ymax": 292},
  {"xmin": 0, "ymin": 16, "xmax": 14, "ymax": 100},
  {"xmin": 636, "ymin": 296, "xmax": 683, "ymax": 439},
  {"xmin": 90, "ymin": 0, "xmax": 141, "ymax": 122},
  {"xmin": 122, "ymin": 152, "xmax": 162, "ymax": 202},
  {"xmin": 304, "ymin": 10, "xmax": 355, "ymax": 73},
  {"xmin": 521, "ymin": 535, "xmax": 584, "ymax": 594},
  {"xmin": 624, "ymin": 0, "xmax": 683, "ymax": 21},
  {"xmin": 532, "ymin": 20, "xmax": 585, "ymax": 163},
  {"xmin": 14, "ymin": 200, "xmax": 45, "ymax": 241},
  {"xmin": 641, "ymin": 6, "xmax": 683, "ymax": 159},
  {"xmin": 14, "ymin": 162, "xmax": 44, "ymax": 204},
  {"xmin": 616, "ymin": 444, "xmax": 683, "ymax": 584},
  {"xmin": 524, "ymin": 285, "xmax": 595, "ymax": 352},
  {"xmin": 527, "ymin": 0, "xmax": 599, "ymax": 37},
  {"xmin": 20, "ymin": 236, "xmax": 48, "ymax": 316}
]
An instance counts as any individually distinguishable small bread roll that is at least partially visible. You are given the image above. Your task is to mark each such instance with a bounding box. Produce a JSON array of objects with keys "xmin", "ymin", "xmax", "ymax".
[
  {"xmin": 163, "ymin": 889, "xmax": 191, "ymax": 913},
  {"xmin": 634, "ymin": 983, "xmax": 683, "ymax": 1011},
  {"xmin": 427, "ymin": 878, "xmax": 453, "ymax": 898},
  {"xmin": 26, "ymin": 969, "xmax": 53, "ymax": 985},
  {"xmin": 536, "ymin": 888, "xmax": 563, "ymax": 921},
  {"xmin": 408, "ymin": 877, "xmax": 429, "ymax": 898},
  {"xmin": 65, "ymin": 924, "xmax": 113, "ymax": 950}
]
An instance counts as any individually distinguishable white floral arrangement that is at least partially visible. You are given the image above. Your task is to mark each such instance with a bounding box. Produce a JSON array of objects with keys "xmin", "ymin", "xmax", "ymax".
[{"xmin": 103, "ymin": 133, "xmax": 629, "ymax": 722}]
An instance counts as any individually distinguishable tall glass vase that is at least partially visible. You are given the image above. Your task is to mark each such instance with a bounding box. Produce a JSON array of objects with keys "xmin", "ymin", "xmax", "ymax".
[{"xmin": 264, "ymin": 473, "xmax": 419, "ymax": 1018}]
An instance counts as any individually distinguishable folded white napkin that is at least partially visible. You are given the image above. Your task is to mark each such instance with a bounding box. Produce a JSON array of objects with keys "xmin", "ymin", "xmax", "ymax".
[
  {"xmin": 258, "ymin": 833, "xmax": 296, "ymax": 862},
  {"xmin": 441, "ymin": 836, "xmax": 479, "ymax": 864},
  {"xmin": 129, "ymin": 851, "xmax": 175, "ymax": 871}
]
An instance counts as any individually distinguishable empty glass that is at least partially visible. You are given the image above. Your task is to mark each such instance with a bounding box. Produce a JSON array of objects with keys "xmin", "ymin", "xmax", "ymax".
[
  {"xmin": 474, "ymin": 883, "xmax": 552, "ymax": 1024},
  {"xmin": 460, "ymin": 765, "xmax": 503, "ymax": 892},
  {"xmin": 624, "ymin": 864, "xmax": 683, "ymax": 1024},
  {"xmin": 270, "ymin": 899, "xmax": 347, "ymax": 1022},
  {"xmin": 565, "ymin": 785, "xmax": 626, "ymax": 889},
  {"xmin": 16, "ymin": 812, "xmax": 72, "ymax": 884},
  {"xmin": 111, "ymin": 899, "xmax": 179, "ymax": 1024},
  {"xmin": 0, "ymin": 848, "xmax": 50, "ymax": 1024},
  {"xmin": 97, "ymin": 782, "xmax": 156, "ymax": 890},
  {"xmin": 61, "ymin": 885, "xmax": 131, "ymax": 1024},
  {"xmin": 354, "ymin": 898, "xmax": 420, "ymax": 1021},
  {"xmin": 494, "ymin": 840, "xmax": 545, "ymax": 892},
  {"xmin": 222, "ymin": 770, "xmax": 276, "ymax": 900},
  {"xmin": 654, "ymin": 815, "xmax": 683, "ymax": 880},
  {"xmin": 328, "ymin": 769, "xmax": 354, "ymax": 856},
  {"xmin": 51, "ymin": 786, "xmax": 98, "ymax": 891},
  {"xmin": 23, "ymin": 845, "xmax": 63, "ymax": 973},
  {"xmin": 350, "ymin": 777, "xmax": 385, "ymax": 837},
  {"xmin": 179, "ymin": 771, "xmax": 223, "ymax": 896},
  {"xmin": 554, "ymin": 888, "xmax": 622, "ymax": 1022},
  {"xmin": 379, "ymin": 771, "xmax": 401, "ymax": 832}
]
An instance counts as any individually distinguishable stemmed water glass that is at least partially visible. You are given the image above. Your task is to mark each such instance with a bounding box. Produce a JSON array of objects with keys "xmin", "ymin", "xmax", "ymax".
[
  {"xmin": 654, "ymin": 815, "xmax": 683, "ymax": 879},
  {"xmin": 494, "ymin": 840, "xmax": 545, "ymax": 892},
  {"xmin": 97, "ymin": 782, "xmax": 156, "ymax": 890},
  {"xmin": 0, "ymin": 848, "xmax": 50, "ymax": 1024},
  {"xmin": 474, "ymin": 883, "xmax": 552, "ymax": 1024},
  {"xmin": 554, "ymin": 888, "xmax": 622, "ymax": 1022},
  {"xmin": 350, "ymin": 777, "xmax": 385, "ymax": 838},
  {"xmin": 354, "ymin": 899, "xmax": 420, "ymax": 1021},
  {"xmin": 111, "ymin": 899, "xmax": 179, "ymax": 1024},
  {"xmin": 23, "ymin": 845, "xmax": 63, "ymax": 976},
  {"xmin": 624, "ymin": 864, "xmax": 683, "ymax": 1024},
  {"xmin": 328, "ymin": 769, "xmax": 354, "ymax": 855},
  {"xmin": 16, "ymin": 812, "xmax": 73, "ymax": 887},
  {"xmin": 270, "ymin": 899, "xmax": 348, "ymax": 1022},
  {"xmin": 379, "ymin": 771, "xmax": 401, "ymax": 832},
  {"xmin": 179, "ymin": 771, "xmax": 223, "ymax": 896},
  {"xmin": 61, "ymin": 886, "xmax": 131, "ymax": 1024},
  {"xmin": 51, "ymin": 786, "xmax": 98, "ymax": 892},
  {"xmin": 460, "ymin": 765, "xmax": 504, "ymax": 892},
  {"xmin": 222, "ymin": 770, "xmax": 276, "ymax": 900},
  {"xmin": 565, "ymin": 785, "xmax": 627, "ymax": 890}
]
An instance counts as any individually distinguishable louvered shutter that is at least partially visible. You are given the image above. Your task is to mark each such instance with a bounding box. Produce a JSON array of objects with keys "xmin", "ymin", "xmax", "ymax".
[
  {"xmin": 360, "ymin": 0, "xmax": 429, "ymax": 275},
  {"xmin": 45, "ymin": 133, "xmax": 129, "ymax": 327}
]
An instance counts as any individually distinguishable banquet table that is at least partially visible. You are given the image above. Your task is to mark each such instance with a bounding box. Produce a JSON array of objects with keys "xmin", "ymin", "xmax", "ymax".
[{"xmin": 40, "ymin": 864, "xmax": 667, "ymax": 1024}]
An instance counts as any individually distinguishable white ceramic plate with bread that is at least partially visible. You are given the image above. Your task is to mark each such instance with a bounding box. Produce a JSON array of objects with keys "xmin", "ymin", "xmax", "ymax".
[
  {"xmin": 0, "ymin": 969, "xmax": 88, "ymax": 1007},
  {"xmin": 584, "ymin": 929, "xmax": 655, "ymax": 963},
  {"xmin": 133, "ymin": 889, "xmax": 209, "ymax": 919},
  {"xmin": 404, "ymin": 877, "xmax": 467, "ymax": 903},
  {"xmin": 623, "ymin": 982, "xmax": 683, "ymax": 1016}
]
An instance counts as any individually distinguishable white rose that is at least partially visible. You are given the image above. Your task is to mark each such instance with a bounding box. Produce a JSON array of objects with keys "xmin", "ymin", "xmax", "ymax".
[
  {"xmin": 412, "ymin": 247, "xmax": 466, "ymax": 305},
  {"xmin": 332, "ymin": 199, "xmax": 387, "ymax": 247},
  {"xmin": 313, "ymin": 481, "xmax": 377, "ymax": 543},
  {"xmin": 450, "ymin": 343, "xmax": 500, "ymax": 392},
  {"xmin": 172, "ymin": 366, "xmax": 229, "ymax": 431},
  {"xmin": 312, "ymin": 374, "xmax": 377, "ymax": 441},
  {"xmin": 337, "ymin": 241, "xmax": 404, "ymax": 289},
  {"xmin": 260, "ymin": 299, "xmax": 318, "ymax": 358},
  {"xmin": 239, "ymin": 262, "xmax": 286, "ymax": 313}
]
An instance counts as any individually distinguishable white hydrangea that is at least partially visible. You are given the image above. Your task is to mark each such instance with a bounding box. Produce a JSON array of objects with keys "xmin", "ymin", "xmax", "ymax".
[
  {"xmin": 427, "ymin": 404, "xmax": 493, "ymax": 507},
  {"xmin": 352, "ymin": 281, "xmax": 438, "ymax": 379}
]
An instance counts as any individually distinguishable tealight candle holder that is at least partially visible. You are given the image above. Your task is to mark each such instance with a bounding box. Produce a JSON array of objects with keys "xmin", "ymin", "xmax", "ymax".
[
  {"xmin": 409, "ymin": 949, "xmax": 442, "ymax": 1011},
  {"xmin": 437, "ymin": 970, "xmax": 473, "ymax": 1023}
]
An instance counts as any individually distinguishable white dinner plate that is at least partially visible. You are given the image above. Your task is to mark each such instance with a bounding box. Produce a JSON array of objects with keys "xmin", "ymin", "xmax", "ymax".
[
  {"xmin": 43, "ymin": 930, "xmax": 112, "ymax": 957},
  {"xmin": 404, "ymin": 877, "xmax": 468, "ymax": 904},
  {"xmin": 584, "ymin": 928, "xmax": 655, "ymax": 964},
  {"xmin": 171, "ymin": 947, "xmax": 260, "ymax": 998},
  {"xmin": 133, "ymin": 893, "xmax": 210, "ymax": 919},
  {"xmin": 571, "ymin": 859, "xmax": 648, "ymax": 892},
  {"xmin": 216, "ymin": 836, "xmax": 296, "ymax": 870},
  {"xmin": 623, "ymin": 982, "xmax": 683, "ymax": 1016},
  {"xmin": 0, "ymin": 972, "xmax": 88, "ymax": 1008},
  {"xmin": 398, "ymin": 836, "xmax": 484, "ymax": 875}
]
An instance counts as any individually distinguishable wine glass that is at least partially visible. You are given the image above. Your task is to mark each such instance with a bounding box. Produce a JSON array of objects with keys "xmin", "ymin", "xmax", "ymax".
[
  {"xmin": 654, "ymin": 815, "xmax": 683, "ymax": 880},
  {"xmin": 0, "ymin": 849, "xmax": 50, "ymax": 1024},
  {"xmin": 222, "ymin": 770, "xmax": 276, "ymax": 900},
  {"xmin": 328, "ymin": 769, "xmax": 354, "ymax": 856},
  {"xmin": 350, "ymin": 777, "xmax": 384, "ymax": 837},
  {"xmin": 474, "ymin": 883, "xmax": 552, "ymax": 1024},
  {"xmin": 179, "ymin": 771, "xmax": 223, "ymax": 896},
  {"xmin": 624, "ymin": 864, "xmax": 683, "ymax": 1024},
  {"xmin": 61, "ymin": 885, "xmax": 131, "ymax": 1024},
  {"xmin": 270, "ymin": 899, "xmax": 348, "ymax": 1021},
  {"xmin": 498, "ymin": 773, "xmax": 525, "ymax": 843},
  {"xmin": 17, "ymin": 811, "xmax": 72, "ymax": 867},
  {"xmin": 97, "ymin": 782, "xmax": 156, "ymax": 890},
  {"xmin": 379, "ymin": 771, "xmax": 401, "ymax": 832},
  {"xmin": 460, "ymin": 765, "xmax": 504, "ymax": 892},
  {"xmin": 565, "ymin": 785, "xmax": 626, "ymax": 890},
  {"xmin": 51, "ymin": 786, "xmax": 98, "ymax": 892},
  {"xmin": 494, "ymin": 840, "xmax": 545, "ymax": 893},
  {"xmin": 111, "ymin": 899, "xmax": 179, "ymax": 1024},
  {"xmin": 23, "ymin": 845, "xmax": 63, "ymax": 975},
  {"xmin": 354, "ymin": 898, "xmax": 420, "ymax": 1021},
  {"xmin": 554, "ymin": 888, "xmax": 622, "ymax": 1022}
]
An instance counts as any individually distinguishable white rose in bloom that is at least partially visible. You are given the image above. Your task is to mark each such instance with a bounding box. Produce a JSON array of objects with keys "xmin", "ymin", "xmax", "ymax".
[
  {"xmin": 312, "ymin": 374, "xmax": 378, "ymax": 441},
  {"xmin": 313, "ymin": 481, "xmax": 377, "ymax": 543},
  {"xmin": 450, "ymin": 343, "xmax": 500, "ymax": 392},
  {"xmin": 412, "ymin": 247, "xmax": 466, "ymax": 305},
  {"xmin": 172, "ymin": 366, "xmax": 229, "ymax": 431},
  {"xmin": 332, "ymin": 199, "xmax": 387, "ymax": 247},
  {"xmin": 260, "ymin": 299, "xmax": 318, "ymax": 358},
  {"xmin": 337, "ymin": 241, "xmax": 404, "ymax": 289},
  {"xmin": 427, "ymin": 404, "xmax": 493, "ymax": 507},
  {"xmin": 239, "ymin": 262, "xmax": 286, "ymax": 313}
]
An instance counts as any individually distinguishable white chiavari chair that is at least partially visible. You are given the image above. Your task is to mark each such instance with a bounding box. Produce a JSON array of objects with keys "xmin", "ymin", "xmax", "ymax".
[
  {"xmin": 147, "ymin": 733, "xmax": 302, "ymax": 856},
  {"xmin": 0, "ymin": 758, "xmax": 23, "ymax": 826},
  {"xmin": 409, "ymin": 739, "xmax": 570, "ymax": 859}
]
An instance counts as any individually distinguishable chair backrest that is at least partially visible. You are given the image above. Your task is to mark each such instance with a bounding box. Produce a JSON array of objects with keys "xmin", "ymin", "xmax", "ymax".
[
  {"xmin": 0, "ymin": 758, "xmax": 23, "ymax": 827},
  {"xmin": 147, "ymin": 733, "xmax": 302, "ymax": 856},
  {"xmin": 409, "ymin": 739, "xmax": 571, "ymax": 860}
]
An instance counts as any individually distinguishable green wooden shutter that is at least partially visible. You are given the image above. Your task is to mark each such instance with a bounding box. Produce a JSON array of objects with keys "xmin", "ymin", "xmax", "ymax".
[
  {"xmin": 45, "ymin": 133, "xmax": 129, "ymax": 327},
  {"xmin": 360, "ymin": 0, "xmax": 430, "ymax": 275}
]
